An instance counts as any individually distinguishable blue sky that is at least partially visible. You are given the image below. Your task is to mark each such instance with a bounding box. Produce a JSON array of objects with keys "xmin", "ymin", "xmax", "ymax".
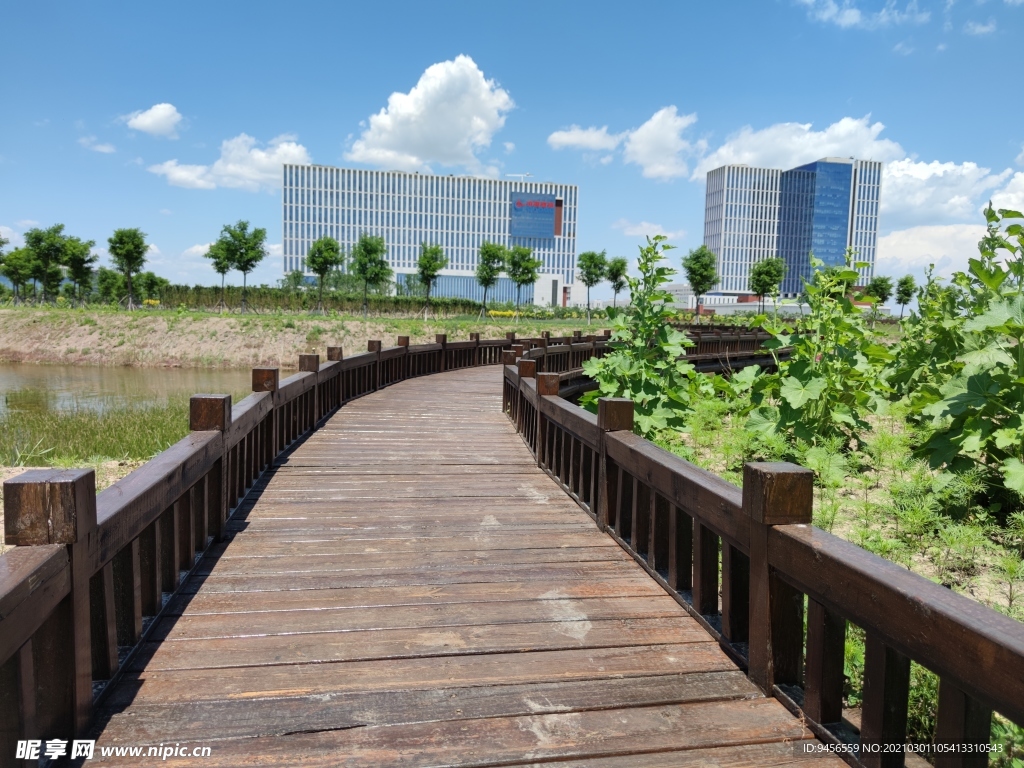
[{"xmin": 2, "ymin": 0, "xmax": 1022, "ymax": 299}]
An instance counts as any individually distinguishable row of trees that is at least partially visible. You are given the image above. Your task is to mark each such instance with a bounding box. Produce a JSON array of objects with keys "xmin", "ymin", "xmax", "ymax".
[{"xmin": 0, "ymin": 225, "xmax": 152, "ymax": 307}]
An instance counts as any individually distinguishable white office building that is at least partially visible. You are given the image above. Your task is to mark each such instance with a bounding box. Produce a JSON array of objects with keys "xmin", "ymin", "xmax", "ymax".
[
  {"xmin": 702, "ymin": 158, "xmax": 882, "ymax": 298},
  {"xmin": 704, "ymin": 165, "xmax": 781, "ymax": 295},
  {"xmin": 282, "ymin": 165, "xmax": 578, "ymax": 305}
]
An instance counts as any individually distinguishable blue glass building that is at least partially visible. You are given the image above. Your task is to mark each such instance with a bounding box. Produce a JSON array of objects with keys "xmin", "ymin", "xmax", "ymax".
[{"xmin": 703, "ymin": 158, "xmax": 882, "ymax": 298}]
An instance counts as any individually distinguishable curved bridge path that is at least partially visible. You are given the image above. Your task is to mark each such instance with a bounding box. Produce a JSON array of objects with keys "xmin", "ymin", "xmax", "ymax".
[{"xmin": 92, "ymin": 366, "xmax": 838, "ymax": 767}]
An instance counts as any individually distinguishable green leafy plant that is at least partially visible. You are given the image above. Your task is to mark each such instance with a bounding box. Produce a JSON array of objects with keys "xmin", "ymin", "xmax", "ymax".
[
  {"xmin": 897, "ymin": 206, "xmax": 1024, "ymax": 511},
  {"xmin": 580, "ymin": 235, "xmax": 711, "ymax": 437},
  {"xmin": 748, "ymin": 248, "xmax": 893, "ymax": 448}
]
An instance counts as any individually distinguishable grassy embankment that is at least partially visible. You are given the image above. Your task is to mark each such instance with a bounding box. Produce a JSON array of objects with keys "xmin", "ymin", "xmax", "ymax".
[{"xmin": 0, "ymin": 306, "xmax": 596, "ymax": 369}]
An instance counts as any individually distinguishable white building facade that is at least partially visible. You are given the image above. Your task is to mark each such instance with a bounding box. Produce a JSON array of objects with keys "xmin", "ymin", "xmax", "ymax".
[
  {"xmin": 704, "ymin": 165, "xmax": 781, "ymax": 295},
  {"xmin": 702, "ymin": 158, "xmax": 882, "ymax": 298},
  {"xmin": 282, "ymin": 165, "xmax": 578, "ymax": 305}
]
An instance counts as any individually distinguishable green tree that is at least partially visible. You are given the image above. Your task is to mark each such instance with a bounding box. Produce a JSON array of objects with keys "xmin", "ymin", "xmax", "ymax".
[
  {"xmin": 606, "ymin": 257, "xmax": 629, "ymax": 308},
  {"xmin": 0, "ymin": 247, "xmax": 36, "ymax": 301},
  {"xmin": 280, "ymin": 269, "xmax": 307, "ymax": 294},
  {"xmin": 576, "ymin": 250, "xmax": 607, "ymax": 324},
  {"xmin": 863, "ymin": 274, "xmax": 894, "ymax": 327},
  {"xmin": 136, "ymin": 271, "xmax": 170, "ymax": 301},
  {"xmin": 579, "ymin": 236, "xmax": 708, "ymax": 437},
  {"xmin": 681, "ymin": 245, "xmax": 718, "ymax": 323},
  {"xmin": 417, "ymin": 243, "xmax": 448, "ymax": 314},
  {"xmin": 350, "ymin": 233, "xmax": 391, "ymax": 317},
  {"xmin": 896, "ymin": 274, "xmax": 916, "ymax": 320},
  {"xmin": 217, "ymin": 221, "xmax": 267, "ymax": 312},
  {"xmin": 475, "ymin": 241, "xmax": 506, "ymax": 316},
  {"xmin": 63, "ymin": 236, "xmax": 98, "ymax": 303},
  {"xmin": 306, "ymin": 236, "xmax": 344, "ymax": 311},
  {"xmin": 96, "ymin": 266, "xmax": 125, "ymax": 304},
  {"xmin": 507, "ymin": 245, "xmax": 542, "ymax": 316},
  {"xmin": 204, "ymin": 240, "xmax": 233, "ymax": 309},
  {"xmin": 107, "ymin": 228, "xmax": 149, "ymax": 309},
  {"xmin": 749, "ymin": 256, "xmax": 786, "ymax": 313},
  {"xmin": 24, "ymin": 225, "xmax": 68, "ymax": 302}
]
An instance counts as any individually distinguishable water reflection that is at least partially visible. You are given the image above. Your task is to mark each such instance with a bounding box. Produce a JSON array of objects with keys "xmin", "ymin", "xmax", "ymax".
[{"xmin": 0, "ymin": 364, "xmax": 251, "ymax": 415}]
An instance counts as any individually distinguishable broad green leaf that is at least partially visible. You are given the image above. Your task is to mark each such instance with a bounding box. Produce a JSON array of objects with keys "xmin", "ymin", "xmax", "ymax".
[
  {"xmin": 1001, "ymin": 458, "xmax": 1024, "ymax": 495},
  {"xmin": 780, "ymin": 375, "xmax": 827, "ymax": 408}
]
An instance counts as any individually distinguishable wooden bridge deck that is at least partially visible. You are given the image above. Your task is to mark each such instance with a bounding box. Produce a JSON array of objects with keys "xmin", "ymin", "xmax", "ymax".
[{"xmin": 91, "ymin": 366, "xmax": 837, "ymax": 767}]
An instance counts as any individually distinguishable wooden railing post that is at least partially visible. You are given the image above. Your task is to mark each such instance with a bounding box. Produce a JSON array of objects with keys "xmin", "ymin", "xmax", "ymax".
[
  {"xmin": 502, "ymin": 350, "xmax": 517, "ymax": 366},
  {"xmin": 536, "ymin": 373, "xmax": 559, "ymax": 469},
  {"xmin": 253, "ymin": 367, "xmax": 279, "ymax": 496},
  {"xmin": 397, "ymin": 336, "xmax": 410, "ymax": 380},
  {"xmin": 326, "ymin": 346, "xmax": 344, "ymax": 361},
  {"xmin": 469, "ymin": 333, "xmax": 481, "ymax": 366},
  {"xmin": 596, "ymin": 398, "xmax": 634, "ymax": 532},
  {"xmin": 436, "ymin": 334, "xmax": 448, "ymax": 372},
  {"xmin": 191, "ymin": 395, "xmax": 231, "ymax": 541},
  {"xmin": 299, "ymin": 354, "xmax": 320, "ymax": 426},
  {"xmin": 4, "ymin": 469, "xmax": 97, "ymax": 736},
  {"xmin": 367, "ymin": 341, "xmax": 382, "ymax": 390},
  {"xmin": 744, "ymin": 462, "xmax": 813, "ymax": 694}
]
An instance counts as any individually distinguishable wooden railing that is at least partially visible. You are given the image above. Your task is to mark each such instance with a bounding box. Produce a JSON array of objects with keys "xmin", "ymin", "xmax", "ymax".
[
  {"xmin": 504, "ymin": 361, "xmax": 1024, "ymax": 768},
  {"xmin": 0, "ymin": 331, "xmax": 608, "ymax": 760}
]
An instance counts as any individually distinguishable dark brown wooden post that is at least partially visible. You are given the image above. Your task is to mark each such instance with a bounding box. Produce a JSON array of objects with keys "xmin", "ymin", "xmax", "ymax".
[
  {"xmin": 517, "ymin": 359, "xmax": 536, "ymax": 379},
  {"xmin": 469, "ymin": 333, "xmax": 481, "ymax": 366},
  {"xmin": 502, "ymin": 350, "xmax": 517, "ymax": 366},
  {"xmin": 536, "ymin": 373, "xmax": 559, "ymax": 470},
  {"xmin": 692, "ymin": 521, "xmax": 719, "ymax": 616},
  {"xmin": 744, "ymin": 462, "xmax": 813, "ymax": 694},
  {"xmin": 596, "ymin": 398, "xmax": 633, "ymax": 532},
  {"xmin": 934, "ymin": 681, "xmax": 992, "ymax": 768},
  {"xmin": 861, "ymin": 632, "xmax": 911, "ymax": 768},
  {"xmin": 512, "ymin": 344, "xmax": 525, "ymax": 360},
  {"xmin": 4, "ymin": 469, "xmax": 97, "ymax": 735},
  {"xmin": 327, "ymin": 346, "xmax": 343, "ymax": 361},
  {"xmin": 506, "ymin": 332, "xmax": 516, "ymax": 342},
  {"xmin": 436, "ymin": 334, "xmax": 448, "ymax": 372},
  {"xmin": 367, "ymin": 340, "xmax": 382, "ymax": 390},
  {"xmin": 300, "ymin": 354, "xmax": 320, "ymax": 425},
  {"xmin": 191, "ymin": 394, "xmax": 231, "ymax": 541},
  {"xmin": 805, "ymin": 598, "xmax": 846, "ymax": 725},
  {"xmin": 252, "ymin": 367, "xmax": 279, "ymax": 488}
]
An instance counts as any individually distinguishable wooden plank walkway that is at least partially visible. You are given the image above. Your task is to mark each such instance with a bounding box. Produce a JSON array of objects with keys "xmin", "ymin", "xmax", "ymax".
[{"xmin": 90, "ymin": 366, "xmax": 840, "ymax": 767}]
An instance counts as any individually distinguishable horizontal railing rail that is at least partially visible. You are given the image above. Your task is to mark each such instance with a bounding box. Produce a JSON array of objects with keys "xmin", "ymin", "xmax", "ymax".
[
  {"xmin": 0, "ymin": 330, "xmax": 608, "ymax": 758},
  {"xmin": 503, "ymin": 359, "xmax": 1024, "ymax": 768}
]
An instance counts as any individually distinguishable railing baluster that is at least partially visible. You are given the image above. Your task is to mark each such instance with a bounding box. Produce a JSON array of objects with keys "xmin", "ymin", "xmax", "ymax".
[
  {"xmin": 861, "ymin": 631, "xmax": 911, "ymax": 768},
  {"xmin": 669, "ymin": 506, "xmax": 693, "ymax": 592},
  {"xmin": 804, "ymin": 598, "xmax": 846, "ymax": 725},
  {"xmin": 176, "ymin": 489, "xmax": 194, "ymax": 572},
  {"xmin": 650, "ymin": 493, "xmax": 670, "ymax": 574},
  {"xmin": 934, "ymin": 680, "xmax": 992, "ymax": 768},
  {"xmin": 112, "ymin": 539, "xmax": 142, "ymax": 647},
  {"xmin": 138, "ymin": 519, "xmax": 162, "ymax": 616},
  {"xmin": 721, "ymin": 543, "xmax": 749, "ymax": 643},
  {"xmin": 692, "ymin": 522, "xmax": 718, "ymax": 616},
  {"xmin": 89, "ymin": 564, "xmax": 118, "ymax": 680},
  {"xmin": 159, "ymin": 505, "xmax": 179, "ymax": 591}
]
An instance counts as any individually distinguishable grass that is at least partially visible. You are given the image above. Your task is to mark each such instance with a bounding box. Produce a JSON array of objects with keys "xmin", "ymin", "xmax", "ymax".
[
  {"xmin": 654, "ymin": 396, "xmax": 1024, "ymax": 761},
  {"xmin": 0, "ymin": 389, "xmax": 252, "ymax": 466}
]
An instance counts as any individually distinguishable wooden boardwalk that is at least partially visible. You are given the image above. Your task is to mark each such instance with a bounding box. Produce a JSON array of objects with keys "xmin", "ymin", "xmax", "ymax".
[{"xmin": 91, "ymin": 366, "xmax": 836, "ymax": 766}]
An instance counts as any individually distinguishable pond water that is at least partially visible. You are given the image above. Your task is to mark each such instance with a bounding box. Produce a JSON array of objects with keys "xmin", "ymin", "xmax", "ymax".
[{"xmin": 0, "ymin": 364, "xmax": 252, "ymax": 416}]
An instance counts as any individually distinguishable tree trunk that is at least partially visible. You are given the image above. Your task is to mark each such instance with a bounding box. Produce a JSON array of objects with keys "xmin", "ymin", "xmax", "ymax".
[
  {"xmin": 899, "ymin": 303, "xmax": 905, "ymax": 321},
  {"xmin": 586, "ymin": 285, "xmax": 591, "ymax": 325},
  {"xmin": 126, "ymin": 273, "xmax": 134, "ymax": 310},
  {"xmin": 363, "ymin": 282, "xmax": 368, "ymax": 318}
]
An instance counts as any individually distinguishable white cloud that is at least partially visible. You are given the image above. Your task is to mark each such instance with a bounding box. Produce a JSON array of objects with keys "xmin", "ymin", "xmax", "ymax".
[
  {"xmin": 548, "ymin": 125, "xmax": 625, "ymax": 152},
  {"xmin": 692, "ymin": 115, "xmax": 903, "ymax": 179},
  {"xmin": 613, "ymin": 218, "xmax": 687, "ymax": 241},
  {"xmin": 159, "ymin": 208, "xmax": 172, "ymax": 216},
  {"xmin": 623, "ymin": 107, "xmax": 702, "ymax": 180},
  {"xmin": 183, "ymin": 244, "xmax": 210, "ymax": 257},
  {"xmin": 147, "ymin": 244, "xmax": 161, "ymax": 256},
  {"xmin": 15, "ymin": 219, "xmax": 39, "ymax": 228},
  {"xmin": 123, "ymin": 103, "xmax": 183, "ymax": 138},
  {"xmin": 937, "ymin": 42, "xmax": 948, "ymax": 51},
  {"xmin": 78, "ymin": 135, "xmax": 116, "ymax": 153},
  {"xmin": 796, "ymin": 0, "xmax": 930, "ymax": 29},
  {"xmin": 893, "ymin": 40, "xmax": 914, "ymax": 54},
  {"xmin": 148, "ymin": 133, "xmax": 311, "ymax": 192},
  {"xmin": 882, "ymin": 159, "xmax": 1011, "ymax": 228},
  {"xmin": 991, "ymin": 172, "xmax": 1024, "ymax": 212},
  {"xmin": 877, "ymin": 224, "xmax": 985, "ymax": 284},
  {"xmin": 503, "ymin": 142, "xmax": 515, "ymax": 154},
  {"xmin": 0, "ymin": 225, "xmax": 23, "ymax": 248},
  {"xmin": 964, "ymin": 18, "xmax": 996, "ymax": 34},
  {"xmin": 1016, "ymin": 145, "xmax": 1024, "ymax": 166},
  {"xmin": 345, "ymin": 55, "xmax": 513, "ymax": 175}
]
